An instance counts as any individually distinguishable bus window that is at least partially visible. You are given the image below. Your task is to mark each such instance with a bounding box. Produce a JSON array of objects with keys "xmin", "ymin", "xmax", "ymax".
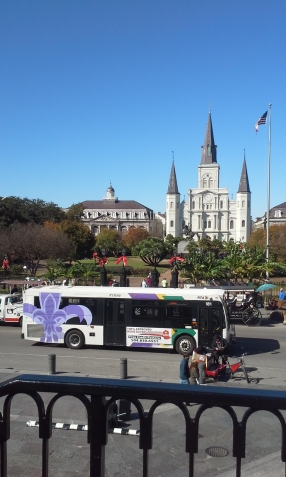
[
  {"xmin": 118, "ymin": 301, "xmax": 125, "ymax": 325},
  {"xmin": 165, "ymin": 303, "xmax": 193, "ymax": 327},
  {"xmin": 106, "ymin": 300, "xmax": 113, "ymax": 326},
  {"xmin": 132, "ymin": 301, "xmax": 162, "ymax": 327}
]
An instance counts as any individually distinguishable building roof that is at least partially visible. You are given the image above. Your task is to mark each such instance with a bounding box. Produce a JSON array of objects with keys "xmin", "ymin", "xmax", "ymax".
[
  {"xmin": 82, "ymin": 200, "xmax": 152, "ymax": 211},
  {"xmin": 201, "ymin": 111, "xmax": 217, "ymax": 164},
  {"xmin": 167, "ymin": 161, "xmax": 179, "ymax": 194},
  {"xmin": 238, "ymin": 157, "xmax": 251, "ymax": 193},
  {"xmin": 269, "ymin": 202, "xmax": 286, "ymax": 218}
]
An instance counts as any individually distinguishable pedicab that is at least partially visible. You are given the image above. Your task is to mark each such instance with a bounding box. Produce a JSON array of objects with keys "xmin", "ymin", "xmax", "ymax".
[{"xmin": 192, "ymin": 347, "xmax": 255, "ymax": 383}]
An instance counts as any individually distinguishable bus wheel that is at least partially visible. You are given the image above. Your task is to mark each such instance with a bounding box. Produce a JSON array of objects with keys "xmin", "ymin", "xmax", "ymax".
[
  {"xmin": 65, "ymin": 330, "xmax": 84, "ymax": 350},
  {"xmin": 175, "ymin": 335, "xmax": 195, "ymax": 355},
  {"xmin": 18, "ymin": 317, "xmax": 23, "ymax": 328}
]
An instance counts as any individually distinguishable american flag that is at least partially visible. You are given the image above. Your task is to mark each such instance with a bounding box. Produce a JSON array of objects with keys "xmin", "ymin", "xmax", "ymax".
[{"xmin": 255, "ymin": 111, "xmax": 268, "ymax": 132}]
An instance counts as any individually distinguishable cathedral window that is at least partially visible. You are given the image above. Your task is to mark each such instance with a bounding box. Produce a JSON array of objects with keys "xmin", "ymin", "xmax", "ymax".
[
  {"xmin": 204, "ymin": 220, "xmax": 207, "ymax": 229},
  {"xmin": 242, "ymin": 200, "xmax": 245, "ymax": 207},
  {"xmin": 207, "ymin": 145, "xmax": 211, "ymax": 156},
  {"xmin": 192, "ymin": 201, "xmax": 195, "ymax": 209},
  {"xmin": 208, "ymin": 221, "xmax": 211, "ymax": 228},
  {"xmin": 230, "ymin": 220, "xmax": 234, "ymax": 229},
  {"xmin": 242, "ymin": 220, "xmax": 245, "ymax": 227},
  {"xmin": 170, "ymin": 220, "xmax": 174, "ymax": 227},
  {"xmin": 209, "ymin": 179, "xmax": 213, "ymax": 188},
  {"xmin": 203, "ymin": 179, "xmax": 207, "ymax": 188},
  {"xmin": 206, "ymin": 204, "xmax": 209, "ymax": 210},
  {"xmin": 170, "ymin": 202, "xmax": 173, "ymax": 209},
  {"xmin": 220, "ymin": 201, "xmax": 223, "ymax": 209}
]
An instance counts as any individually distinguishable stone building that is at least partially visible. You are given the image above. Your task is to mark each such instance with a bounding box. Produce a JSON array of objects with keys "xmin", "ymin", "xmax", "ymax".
[
  {"xmin": 81, "ymin": 184, "xmax": 163, "ymax": 237},
  {"xmin": 253, "ymin": 202, "xmax": 286, "ymax": 229},
  {"xmin": 166, "ymin": 112, "xmax": 251, "ymax": 242}
]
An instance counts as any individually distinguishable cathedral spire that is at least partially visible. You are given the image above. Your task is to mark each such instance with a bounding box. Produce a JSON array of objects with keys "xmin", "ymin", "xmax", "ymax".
[
  {"xmin": 238, "ymin": 151, "xmax": 251, "ymax": 193},
  {"xmin": 167, "ymin": 161, "xmax": 179, "ymax": 194},
  {"xmin": 201, "ymin": 111, "xmax": 217, "ymax": 164}
]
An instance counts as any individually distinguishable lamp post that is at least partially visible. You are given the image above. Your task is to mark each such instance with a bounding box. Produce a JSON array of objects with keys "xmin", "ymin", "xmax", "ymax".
[
  {"xmin": 170, "ymin": 249, "xmax": 179, "ymax": 289},
  {"xmin": 119, "ymin": 248, "xmax": 127, "ymax": 287},
  {"xmin": 100, "ymin": 248, "xmax": 108, "ymax": 286},
  {"xmin": 151, "ymin": 248, "xmax": 159, "ymax": 287}
]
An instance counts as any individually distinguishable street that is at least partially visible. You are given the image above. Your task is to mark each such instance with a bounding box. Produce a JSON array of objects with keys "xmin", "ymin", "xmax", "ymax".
[
  {"xmin": 1, "ymin": 316, "xmax": 286, "ymax": 476},
  {"xmin": 0, "ymin": 317, "xmax": 285, "ymax": 386}
]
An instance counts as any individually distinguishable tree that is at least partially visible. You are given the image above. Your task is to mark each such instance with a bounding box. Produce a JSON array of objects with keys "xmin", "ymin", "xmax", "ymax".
[
  {"xmin": 183, "ymin": 250, "xmax": 224, "ymax": 285},
  {"xmin": 123, "ymin": 228, "xmax": 149, "ymax": 250},
  {"xmin": 164, "ymin": 234, "xmax": 182, "ymax": 250},
  {"xmin": 96, "ymin": 229, "xmax": 124, "ymax": 256},
  {"xmin": 65, "ymin": 203, "xmax": 85, "ymax": 222},
  {"xmin": 45, "ymin": 220, "xmax": 95, "ymax": 260},
  {"xmin": 133, "ymin": 237, "xmax": 172, "ymax": 265},
  {"xmin": 248, "ymin": 225, "xmax": 286, "ymax": 263},
  {"xmin": 0, "ymin": 223, "xmax": 73, "ymax": 276},
  {"xmin": 0, "ymin": 197, "xmax": 65, "ymax": 228}
]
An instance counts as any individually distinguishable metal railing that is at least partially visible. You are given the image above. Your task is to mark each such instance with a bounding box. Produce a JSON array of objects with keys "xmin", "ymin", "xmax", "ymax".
[{"xmin": 1, "ymin": 374, "xmax": 286, "ymax": 477}]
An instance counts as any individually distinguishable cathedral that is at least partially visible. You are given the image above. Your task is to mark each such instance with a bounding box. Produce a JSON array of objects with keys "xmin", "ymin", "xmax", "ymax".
[{"xmin": 166, "ymin": 112, "xmax": 251, "ymax": 242}]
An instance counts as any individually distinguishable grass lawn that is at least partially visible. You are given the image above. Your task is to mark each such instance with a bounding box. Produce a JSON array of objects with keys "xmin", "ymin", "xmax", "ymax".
[{"xmin": 79, "ymin": 256, "xmax": 170, "ymax": 274}]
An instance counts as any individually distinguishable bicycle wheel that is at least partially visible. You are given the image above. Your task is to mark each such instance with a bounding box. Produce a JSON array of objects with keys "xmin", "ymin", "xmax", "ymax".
[
  {"xmin": 250, "ymin": 309, "xmax": 262, "ymax": 326},
  {"xmin": 241, "ymin": 309, "xmax": 252, "ymax": 325}
]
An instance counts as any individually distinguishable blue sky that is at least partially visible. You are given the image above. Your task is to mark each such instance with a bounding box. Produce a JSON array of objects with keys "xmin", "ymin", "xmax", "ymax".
[{"xmin": 0, "ymin": 1, "xmax": 285, "ymax": 220}]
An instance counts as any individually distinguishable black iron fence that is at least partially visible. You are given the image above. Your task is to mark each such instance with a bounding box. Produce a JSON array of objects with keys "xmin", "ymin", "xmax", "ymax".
[{"xmin": 0, "ymin": 374, "xmax": 286, "ymax": 477}]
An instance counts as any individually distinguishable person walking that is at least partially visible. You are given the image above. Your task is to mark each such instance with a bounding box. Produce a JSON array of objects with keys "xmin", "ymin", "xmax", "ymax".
[
  {"xmin": 141, "ymin": 278, "xmax": 147, "ymax": 288},
  {"xmin": 179, "ymin": 353, "xmax": 190, "ymax": 384},
  {"xmin": 161, "ymin": 278, "xmax": 167, "ymax": 288},
  {"xmin": 146, "ymin": 276, "xmax": 152, "ymax": 287}
]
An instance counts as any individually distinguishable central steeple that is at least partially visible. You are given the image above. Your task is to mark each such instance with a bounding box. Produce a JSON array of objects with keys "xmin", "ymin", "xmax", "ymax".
[{"xmin": 201, "ymin": 111, "xmax": 217, "ymax": 164}]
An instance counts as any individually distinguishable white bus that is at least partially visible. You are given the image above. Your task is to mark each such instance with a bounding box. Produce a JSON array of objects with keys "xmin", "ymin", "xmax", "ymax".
[{"xmin": 21, "ymin": 285, "xmax": 232, "ymax": 354}]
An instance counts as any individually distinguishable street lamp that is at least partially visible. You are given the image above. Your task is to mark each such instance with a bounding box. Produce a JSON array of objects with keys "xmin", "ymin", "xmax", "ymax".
[
  {"xmin": 151, "ymin": 248, "xmax": 159, "ymax": 287},
  {"xmin": 119, "ymin": 248, "xmax": 127, "ymax": 287},
  {"xmin": 100, "ymin": 248, "xmax": 108, "ymax": 286},
  {"xmin": 170, "ymin": 249, "xmax": 179, "ymax": 288}
]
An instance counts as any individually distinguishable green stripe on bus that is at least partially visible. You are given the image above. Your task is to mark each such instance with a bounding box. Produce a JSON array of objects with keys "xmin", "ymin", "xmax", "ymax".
[{"xmin": 162, "ymin": 296, "xmax": 184, "ymax": 301}]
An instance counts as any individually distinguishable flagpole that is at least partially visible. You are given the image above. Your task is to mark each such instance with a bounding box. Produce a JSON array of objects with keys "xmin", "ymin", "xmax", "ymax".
[{"xmin": 266, "ymin": 103, "xmax": 272, "ymax": 280}]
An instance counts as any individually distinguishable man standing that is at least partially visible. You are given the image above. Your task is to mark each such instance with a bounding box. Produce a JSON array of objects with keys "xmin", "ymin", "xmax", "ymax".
[
  {"xmin": 141, "ymin": 278, "xmax": 147, "ymax": 288},
  {"xmin": 179, "ymin": 353, "xmax": 190, "ymax": 384}
]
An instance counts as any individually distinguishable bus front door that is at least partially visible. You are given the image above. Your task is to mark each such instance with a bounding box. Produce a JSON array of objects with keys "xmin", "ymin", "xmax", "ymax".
[
  {"xmin": 104, "ymin": 299, "xmax": 126, "ymax": 346},
  {"xmin": 198, "ymin": 307, "xmax": 222, "ymax": 348}
]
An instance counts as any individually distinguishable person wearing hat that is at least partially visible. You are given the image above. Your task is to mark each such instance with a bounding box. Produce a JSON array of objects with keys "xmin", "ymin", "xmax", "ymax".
[
  {"xmin": 279, "ymin": 288, "xmax": 286, "ymax": 300},
  {"xmin": 211, "ymin": 333, "xmax": 228, "ymax": 365}
]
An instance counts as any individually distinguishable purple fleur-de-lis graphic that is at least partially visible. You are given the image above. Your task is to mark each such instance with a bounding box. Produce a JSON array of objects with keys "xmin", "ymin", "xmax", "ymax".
[{"xmin": 23, "ymin": 292, "xmax": 92, "ymax": 343}]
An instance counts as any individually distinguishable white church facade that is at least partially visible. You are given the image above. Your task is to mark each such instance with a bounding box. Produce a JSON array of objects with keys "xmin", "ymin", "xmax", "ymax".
[{"xmin": 166, "ymin": 112, "xmax": 251, "ymax": 242}]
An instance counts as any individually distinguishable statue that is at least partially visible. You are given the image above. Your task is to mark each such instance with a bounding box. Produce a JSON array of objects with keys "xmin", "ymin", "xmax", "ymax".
[{"xmin": 182, "ymin": 225, "xmax": 196, "ymax": 240}]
